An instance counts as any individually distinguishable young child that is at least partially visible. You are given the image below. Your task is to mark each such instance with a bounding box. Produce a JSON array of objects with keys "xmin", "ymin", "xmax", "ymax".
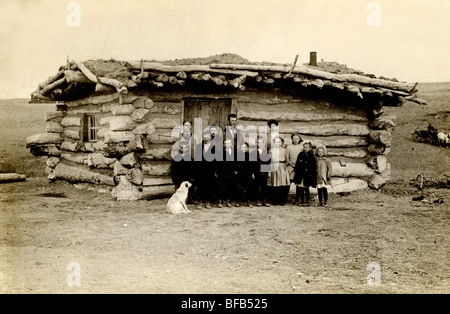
[
  {"xmin": 316, "ymin": 145, "xmax": 332, "ymax": 207},
  {"xmin": 293, "ymin": 141, "xmax": 317, "ymax": 206}
]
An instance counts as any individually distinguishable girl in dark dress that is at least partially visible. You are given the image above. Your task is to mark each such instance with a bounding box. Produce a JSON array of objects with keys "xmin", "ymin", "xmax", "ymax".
[{"xmin": 293, "ymin": 141, "xmax": 317, "ymax": 206}]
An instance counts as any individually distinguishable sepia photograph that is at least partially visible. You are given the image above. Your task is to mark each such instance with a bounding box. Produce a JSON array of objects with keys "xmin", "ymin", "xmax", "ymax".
[{"xmin": 0, "ymin": 0, "xmax": 449, "ymax": 298}]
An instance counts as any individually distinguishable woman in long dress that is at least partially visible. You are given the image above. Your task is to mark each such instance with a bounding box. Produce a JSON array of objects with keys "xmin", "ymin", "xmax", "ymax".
[
  {"xmin": 268, "ymin": 136, "xmax": 291, "ymax": 205},
  {"xmin": 286, "ymin": 133, "xmax": 304, "ymax": 204}
]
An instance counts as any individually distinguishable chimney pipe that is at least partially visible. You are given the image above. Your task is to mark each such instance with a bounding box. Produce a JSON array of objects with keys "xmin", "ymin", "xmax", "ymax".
[{"xmin": 309, "ymin": 51, "xmax": 317, "ymax": 66}]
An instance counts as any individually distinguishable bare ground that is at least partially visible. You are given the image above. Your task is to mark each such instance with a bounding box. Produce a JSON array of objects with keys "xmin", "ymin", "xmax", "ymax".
[{"xmin": 0, "ymin": 83, "xmax": 449, "ymax": 294}]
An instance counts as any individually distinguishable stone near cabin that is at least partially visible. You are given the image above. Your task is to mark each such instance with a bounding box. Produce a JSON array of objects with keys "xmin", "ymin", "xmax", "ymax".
[{"xmin": 110, "ymin": 104, "xmax": 135, "ymax": 116}]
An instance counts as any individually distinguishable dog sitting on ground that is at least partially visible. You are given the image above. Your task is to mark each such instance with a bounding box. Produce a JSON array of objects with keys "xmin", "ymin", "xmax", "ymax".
[{"xmin": 166, "ymin": 181, "xmax": 192, "ymax": 214}]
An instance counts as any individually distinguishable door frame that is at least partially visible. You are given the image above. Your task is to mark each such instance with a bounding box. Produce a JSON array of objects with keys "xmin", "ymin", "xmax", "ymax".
[{"xmin": 181, "ymin": 96, "xmax": 237, "ymax": 128}]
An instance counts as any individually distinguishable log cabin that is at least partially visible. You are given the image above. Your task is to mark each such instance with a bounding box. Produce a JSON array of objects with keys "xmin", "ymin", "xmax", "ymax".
[{"xmin": 27, "ymin": 53, "xmax": 424, "ymax": 200}]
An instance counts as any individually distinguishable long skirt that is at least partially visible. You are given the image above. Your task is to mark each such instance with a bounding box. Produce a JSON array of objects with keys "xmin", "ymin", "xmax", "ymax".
[{"xmin": 268, "ymin": 162, "xmax": 290, "ymax": 187}]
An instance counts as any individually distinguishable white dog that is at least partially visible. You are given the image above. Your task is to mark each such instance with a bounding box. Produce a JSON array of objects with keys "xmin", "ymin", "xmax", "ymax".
[{"xmin": 166, "ymin": 181, "xmax": 192, "ymax": 214}]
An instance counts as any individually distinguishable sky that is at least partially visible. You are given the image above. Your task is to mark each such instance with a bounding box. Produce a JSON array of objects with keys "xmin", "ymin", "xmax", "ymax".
[{"xmin": 0, "ymin": 0, "xmax": 449, "ymax": 99}]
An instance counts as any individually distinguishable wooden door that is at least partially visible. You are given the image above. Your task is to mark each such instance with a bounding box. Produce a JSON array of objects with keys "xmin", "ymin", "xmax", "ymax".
[
  {"xmin": 183, "ymin": 97, "xmax": 233, "ymax": 133},
  {"xmin": 183, "ymin": 97, "xmax": 233, "ymax": 153}
]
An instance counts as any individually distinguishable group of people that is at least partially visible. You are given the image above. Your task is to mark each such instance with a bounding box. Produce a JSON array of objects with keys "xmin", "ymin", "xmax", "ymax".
[{"xmin": 170, "ymin": 114, "xmax": 332, "ymax": 209}]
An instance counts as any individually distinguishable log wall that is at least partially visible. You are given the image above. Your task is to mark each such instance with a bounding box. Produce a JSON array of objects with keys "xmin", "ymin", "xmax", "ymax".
[{"xmin": 27, "ymin": 88, "xmax": 395, "ymax": 200}]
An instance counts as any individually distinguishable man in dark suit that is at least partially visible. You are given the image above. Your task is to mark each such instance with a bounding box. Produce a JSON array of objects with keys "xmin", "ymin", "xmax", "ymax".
[
  {"xmin": 235, "ymin": 142, "xmax": 258, "ymax": 207},
  {"xmin": 218, "ymin": 138, "xmax": 238, "ymax": 207},
  {"xmin": 225, "ymin": 114, "xmax": 245, "ymax": 149},
  {"xmin": 254, "ymin": 136, "xmax": 271, "ymax": 207}
]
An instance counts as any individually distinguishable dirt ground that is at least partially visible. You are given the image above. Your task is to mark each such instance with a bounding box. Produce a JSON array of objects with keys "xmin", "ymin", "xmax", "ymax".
[{"xmin": 0, "ymin": 83, "xmax": 449, "ymax": 294}]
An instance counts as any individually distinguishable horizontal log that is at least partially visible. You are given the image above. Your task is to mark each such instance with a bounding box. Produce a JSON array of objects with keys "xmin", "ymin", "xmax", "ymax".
[
  {"xmin": 110, "ymin": 104, "xmax": 135, "ymax": 116},
  {"xmin": 141, "ymin": 161, "xmax": 171, "ymax": 176},
  {"xmin": 149, "ymin": 102, "xmax": 181, "ymax": 115},
  {"xmin": 139, "ymin": 185, "xmax": 175, "ymax": 200},
  {"xmin": 26, "ymin": 133, "xmax": 63, "ymax": 147},
  {"xmin": 0, "ymin": 173, "xmax": 27, "ymax": 183},
  {"xmin": 61, "ymin": 116, "xmax": 82, "ymax": 127},
  {"xmin": 330, "ymin": 162, "xmax": 375, "ymax": 178},
  {"xmin": 279, "ymin": 134, "xmax": 368, "ymax": 148},
  {"xmin": 109, "ymin": 116, "xmax": 136, "ymax": 131},
  {"xmin": 142, "ymin": 176, "xmax": 173, "ymax": 186},
  {"xmin": 53, "ymin": 162, "xmax": 115, "ymax": 185},
  {"xmin": 328, "ymin": 178, "xmax": 368, "ymax": 193},
  {"xmin": 127, "ymin": 61, "xmax": 259, "ymax": 77},
  {"xmin": 209, "ymin": 63, "xmax": 415, "ymax": 93},
  {"xmin": 142, "ymin": 113, "xmax": 180, "ymax": 129},
  {"xmin": 239, "ymin": 120, "xmax": 370, "ymax": 136},
  {"xmin": 147, "ymin": 128, "xmax": 178, "ymax": 144},
  {"xmin": 66, "ymin": 93, "xmax": 120, "ymax": 108},
  {"xmin": 237, "ymin": 106, "xmax": 367, "ymax": 122},
  {"xmin": 326, "ymin": 148, "xmax": 367, "ymax": 158}
]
